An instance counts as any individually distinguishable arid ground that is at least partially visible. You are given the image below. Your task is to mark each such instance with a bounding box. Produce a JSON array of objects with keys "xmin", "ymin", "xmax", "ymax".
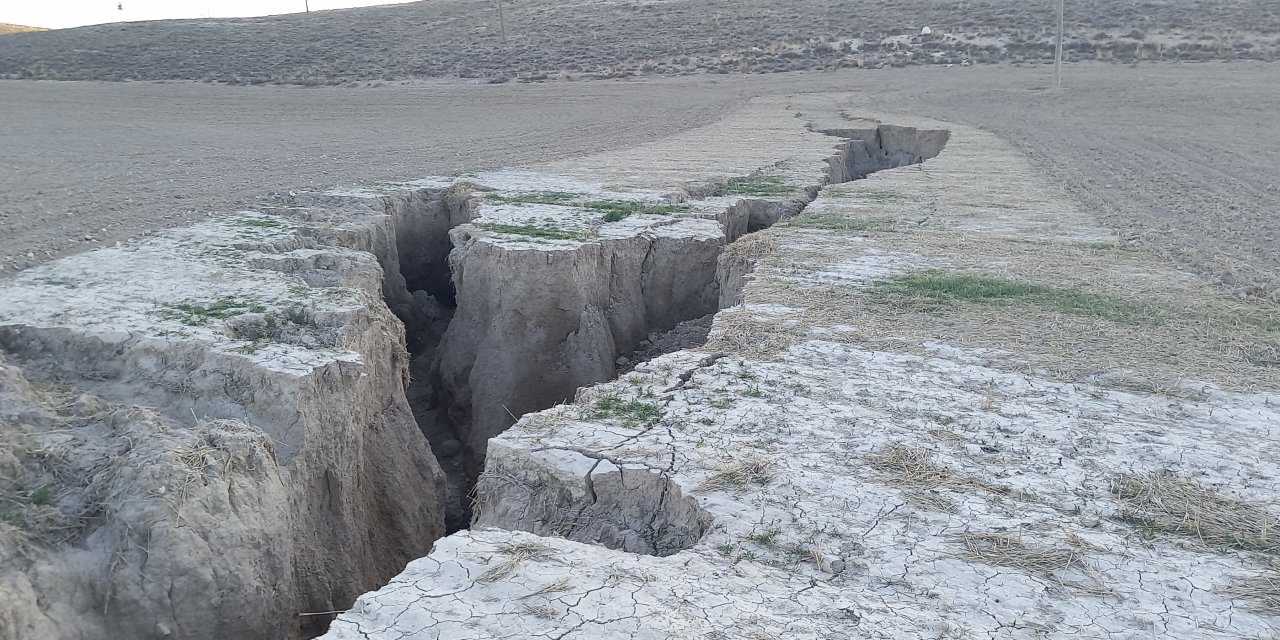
[{"xmin": 3, "ymin": 62, "xmax": 1278, "ymax": 296}]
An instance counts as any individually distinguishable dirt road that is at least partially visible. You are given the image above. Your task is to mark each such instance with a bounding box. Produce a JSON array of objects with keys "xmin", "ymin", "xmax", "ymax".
[{"xmin": 2, "ymin": 62, "xmax": 1278, "ymax": 295}]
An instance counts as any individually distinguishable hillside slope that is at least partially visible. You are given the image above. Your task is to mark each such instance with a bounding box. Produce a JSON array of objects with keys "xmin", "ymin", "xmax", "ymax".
[
  {"xmin": 0, "ymin": 0, "xmax": 1276, "ymax": 83},
  {"xmin": 0, "ymin": 23, "xmax": 46, "ymax": 35}
]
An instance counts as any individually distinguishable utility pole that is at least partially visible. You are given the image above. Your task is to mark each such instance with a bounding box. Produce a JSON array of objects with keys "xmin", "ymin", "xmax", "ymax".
[
  {"xmin": 304, "ymin": 1, "xmax": 310, "ymax": 13},
  {"xmin": 496, "ymin": 0, "xmax": 507, "ymax": 45},
  {"xmin": 1054, "ymin": 0, "xmax": 1065, "ymax": 90}
]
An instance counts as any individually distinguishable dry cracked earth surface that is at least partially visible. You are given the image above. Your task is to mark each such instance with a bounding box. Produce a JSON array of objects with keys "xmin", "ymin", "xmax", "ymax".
[{"xmin": 3, "ymin": 84, "xmax": 1277, "ymax": 639}]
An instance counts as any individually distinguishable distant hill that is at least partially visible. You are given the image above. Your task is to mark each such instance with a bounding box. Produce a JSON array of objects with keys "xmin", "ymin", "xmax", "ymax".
[
  {"xmin": 0, "ymin": 0, "xmax": 1275, "ymax": 84},
  {"xmin": 0, "ymin": 22, "xmax": 46, "ymax": 35}
]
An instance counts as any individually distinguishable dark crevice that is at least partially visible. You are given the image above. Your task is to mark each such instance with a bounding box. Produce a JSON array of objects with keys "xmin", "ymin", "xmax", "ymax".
[
  {"xmin": 376, "ymin": 185, "xmax": 476, "ymax": 533},
  {"xmin": 379, "ymin": 123, "xmax": 949, "ymax": 539}
]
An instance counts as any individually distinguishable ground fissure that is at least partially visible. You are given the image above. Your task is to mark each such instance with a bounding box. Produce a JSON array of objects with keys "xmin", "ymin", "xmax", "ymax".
[
  {"xmin": 377, "ymin": 124, "xmax": 948, "ymax": 539},
  {"xmin": 323, "ymin": 110, "xmax": 1280, "ymax": 640},
  {"xmin": 0, "ymin": 108, "xmax": 948, "ymax": 640}
]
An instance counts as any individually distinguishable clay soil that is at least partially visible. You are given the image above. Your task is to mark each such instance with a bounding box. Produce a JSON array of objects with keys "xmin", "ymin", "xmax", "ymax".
[
  {"xmin": 0, "ymin": 0, "xmax": 1277, "ymax": 83},
  {"xmin": 3, "ymin": 63, "xmax": 1278, "ymax": 297}
]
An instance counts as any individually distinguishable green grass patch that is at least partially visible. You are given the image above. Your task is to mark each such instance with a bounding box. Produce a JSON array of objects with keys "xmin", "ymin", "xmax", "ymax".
[
  {"xmin": 235, "ymin": 216, "xmax": 287, "ymax": 229},
  {"xmin": 587, "ymin": 395, "xmax": 662, "ymax": 423},
  {"xmin": 584, "ymin": 200, "xmax": 690, "ymax": 222},
  {"xmin": 487, "ymin": 191, "xmax": 582, "ymax": 206},
  {"xmin": 163, "ymin": 297, "xmax": 267, "ymax": 325},
  {"xmin": 782, "ymin": 213, "xmax": 898, "ymax": 232},
  {"xmin": 745, "ymin": 527, "xmax": 782, "ymax": 547},
  {"xmin": 474, "ymin": 222, "xmax": 587, "ymax": 241},
  {"xmin": 869, "ymin": 270, "xmax": 1160, "ymax": 325},
  {"xmin": 848, "ymin": 188, "xmax": 905, "ymax": 203},
  {"xmin": 232, "ymin": 313, "xmax": 281, "ymax": 342},
  {"xmin": 727, "ymin": 175, "xmax": 796, "ymax": 197},
  {"xmin": 42, "ymin": 277, "xmax": 78, "ymax": 288},
  {"xmin": 28, "ymin": 485, "xmax": 52, "ymax": 507}
]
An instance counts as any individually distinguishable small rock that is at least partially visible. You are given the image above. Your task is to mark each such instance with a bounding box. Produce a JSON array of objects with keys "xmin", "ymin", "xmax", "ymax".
[
  {"xmin": 830, "ymin": 559, "xmax": 847, "ymax": 574},
  {"xmin": 438, "ymin": 439, "xmax": 463, "ymax": 458},
  {"xmin": 1057, "ymin": 500, "xmax": 1083, "ymax": 513},
  {"xmin": 71, "ymin": 393, "xmax": 109, "ymax": 416},
  {"xmin": 1081, "ymin": 516, "xmax": 1101, "ymax": 528},
  {"xmin": 412, "ymin": 290, "xmax": 446, "ymax": 319}
]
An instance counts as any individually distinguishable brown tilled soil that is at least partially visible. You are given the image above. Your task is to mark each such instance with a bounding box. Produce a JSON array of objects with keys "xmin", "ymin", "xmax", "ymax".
[
  {"xmin": 846, "ymin": 63, "xmax": 1280, "ymax": 299},
  {"xmin": 0, "ymin": 0, "xmax": 1277, "ymax": 83},
  {"xmin": 2, "ymin": 62, "xmax": 1278, "ymax": 298}
]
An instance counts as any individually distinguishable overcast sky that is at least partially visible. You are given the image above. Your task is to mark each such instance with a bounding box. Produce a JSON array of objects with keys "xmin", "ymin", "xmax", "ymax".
[{"xmin": 2, "ymin": 0, "xmax": 418, "ymax": 30}]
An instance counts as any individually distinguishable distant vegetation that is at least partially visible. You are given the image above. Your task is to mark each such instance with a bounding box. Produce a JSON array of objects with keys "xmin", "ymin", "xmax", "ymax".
[{"xmin": 0, "ymin": 0, "xmax": 1273, "ymax": 84}]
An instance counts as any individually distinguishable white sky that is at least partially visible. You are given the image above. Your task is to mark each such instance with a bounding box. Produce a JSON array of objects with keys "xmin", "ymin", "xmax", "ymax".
[{"xmin": 1, "ymin": 0, "xmax": 419, "ymax": 30}]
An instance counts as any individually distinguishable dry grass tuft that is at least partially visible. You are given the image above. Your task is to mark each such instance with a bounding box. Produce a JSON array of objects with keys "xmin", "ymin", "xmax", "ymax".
[
  {"xmin": 703, "ymin": 305, "xmax": 803, "ymax": 357},
  {"xmin": 470, "ymin": 466, "xmax": 556, "ymax": 526},
  {"xmin": 721, "ymin": 232, "xmax": 778, "ymax": 263},
  {"xmin": 477, "ymin": 541, "xmax": 552, "ymax": 584},
  {"xmin": 1226, "ymin": 571, "xmax": 1280, "ymax": 614},
  {"xmin": 521, "ymin": 603, "xmax": 559, "ymax": 619},
  {"xmin": 926, "ymin": 428, "xmax": 969, "ymax": 444},
  {"xmin": 696, "ymin": 456, "xmax": 776, "ymax": 493},
  {"xmin": 866, "ymin": 443, "xmax": 1007, "ymax": 512},
  {"xmin": 169, "ymin": 442, "xmax": 229, "ymax": 525},
  {"xmin": 518, "ymin": 404, "xmax": 576, "ymax": 432},
  {"xmin": 1112, "ymin": 472, "xmax": 1280, "ymax": 552},
  {"xmin": 960, "ymin": 532, "xmax": 1111, "ymax": 594},
  {"xmin": 522, "ymin": 577, "xmax": 572, "ymax": 598}
]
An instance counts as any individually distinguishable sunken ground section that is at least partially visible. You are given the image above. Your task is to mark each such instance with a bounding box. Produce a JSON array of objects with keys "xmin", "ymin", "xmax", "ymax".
[
  {"xmin": 0, "ymin": 94, "xmax": 944, "ymax": 639},
  {"xmin": 324, "ymin": 107, "xmax": 1280, "ymax": 640},
  {"xmin": 1, "ymin": 0, "xmax": 1277, "ymax": 83},
  {"xmin": 2, "ymin": 92, "xmax": 1279, "ymax": 639}
]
